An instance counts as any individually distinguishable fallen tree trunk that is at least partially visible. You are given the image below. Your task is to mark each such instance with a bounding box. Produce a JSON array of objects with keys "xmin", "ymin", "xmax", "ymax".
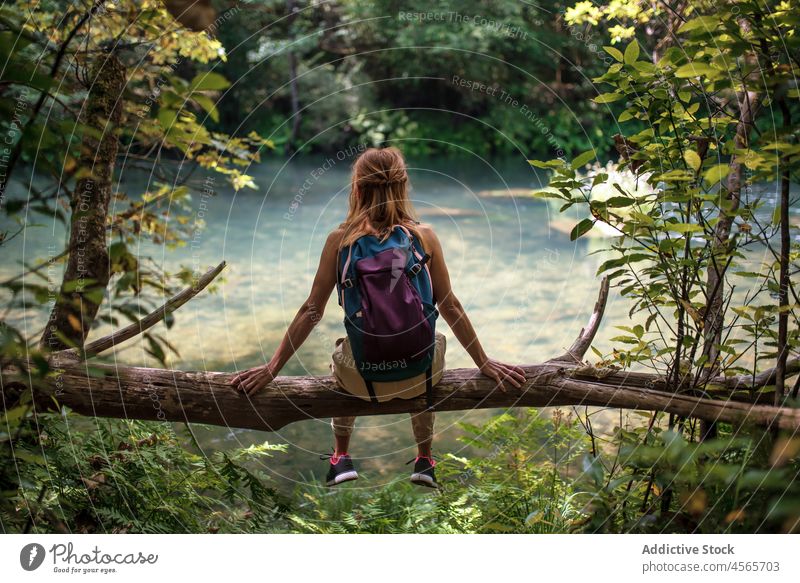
[
  {"xmin": 19, "ymin": 355, "xmax": 798, "ymax": 432},
  {"xmin": 4, "ymin": 272, "xmax": 798, "ymax": 433}
]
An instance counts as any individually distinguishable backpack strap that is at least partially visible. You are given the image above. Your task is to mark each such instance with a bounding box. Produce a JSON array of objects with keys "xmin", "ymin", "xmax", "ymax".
[
  {"xmin": 364, "ymin": 379, "xmax": 379, "ymax": 404},
  {"xmin": 395, "ymin": 224, "xmax": 433, "ymax": 298},
  {"xmin": 339, "ymin": 244, "xmax": 354, "ymax": 306}
]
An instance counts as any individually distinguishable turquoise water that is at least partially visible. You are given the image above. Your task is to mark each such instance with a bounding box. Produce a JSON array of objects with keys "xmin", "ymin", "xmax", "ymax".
[{"xmin": 3, "ymin": 155, "xmax": 793, "ymax": 491}]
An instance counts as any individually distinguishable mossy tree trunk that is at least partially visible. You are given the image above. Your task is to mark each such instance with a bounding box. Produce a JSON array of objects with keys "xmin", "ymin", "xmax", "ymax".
[{"xmin": 40, "ymin": 53, "xmax": 126, "ymax": 351}]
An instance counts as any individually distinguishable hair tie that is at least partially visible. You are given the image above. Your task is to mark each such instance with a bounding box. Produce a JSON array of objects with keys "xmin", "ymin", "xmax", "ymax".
[{"xmin": 379, "ymin": 175, "xmax": 407, "ymax": 186}]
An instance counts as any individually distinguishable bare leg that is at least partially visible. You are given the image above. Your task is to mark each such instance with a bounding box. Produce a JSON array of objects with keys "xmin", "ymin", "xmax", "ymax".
[
  {"xmin": 334, "ymin": 433, "xmax": 351, "ymax": 456},
  {"xmin": 411, "ymin": 411, "xmax": 435, "ymax": 458},
  {"xmin": 331, "ymin": 416, "xmax": 356, "ymax": 457}
]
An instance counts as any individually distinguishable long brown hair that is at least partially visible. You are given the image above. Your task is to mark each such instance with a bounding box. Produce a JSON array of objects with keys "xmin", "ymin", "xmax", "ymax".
[{"xmin": 338, "ymin": 146, "xmax": 423, "ymax": 249}]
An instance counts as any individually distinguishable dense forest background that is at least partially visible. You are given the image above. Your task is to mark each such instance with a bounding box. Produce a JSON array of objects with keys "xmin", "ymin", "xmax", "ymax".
[
  {"xmin": 2, "ymin": 0, "xmax": 800, "ymax": 534},
  {"xmin": 185, "ymin": 0, "xmax": 613, "ymax": 158}
]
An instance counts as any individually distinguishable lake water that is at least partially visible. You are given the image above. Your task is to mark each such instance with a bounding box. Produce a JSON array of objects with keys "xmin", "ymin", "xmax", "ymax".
[{"xmin": 4, "ymin": 155, "xmax": 794, "ymax": 492}]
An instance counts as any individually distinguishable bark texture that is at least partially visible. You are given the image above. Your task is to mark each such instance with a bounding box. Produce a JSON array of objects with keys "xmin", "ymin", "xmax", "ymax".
[
  {"xmin": 40, "ymin": 53, "xmax": 126, "ymax": 351},
  {"xmin": 4, "ymin": 277, "xmax": 797, "ymax": 433},
  {"xmin": 701, "ymin": 87, "xmax": 759, "ymax": 378},
  {"xmin": 10, "ymin": 356, "xmax": 799, "ymax": 432}
]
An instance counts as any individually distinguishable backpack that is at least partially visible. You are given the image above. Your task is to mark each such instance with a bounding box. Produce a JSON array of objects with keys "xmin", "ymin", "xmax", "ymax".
[{"xmin": 336, "ymin": 223, "xmax": 439, "ymax": 409}]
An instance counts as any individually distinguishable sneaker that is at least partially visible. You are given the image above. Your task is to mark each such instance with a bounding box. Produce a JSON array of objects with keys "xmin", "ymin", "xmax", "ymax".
[
  {"xmin": 320, "ymin": 452, "xmax": 358, "ymax": 486},
  {"xmin": 408, "ymin": 456, "xmax": 439, "ymax": 488}
]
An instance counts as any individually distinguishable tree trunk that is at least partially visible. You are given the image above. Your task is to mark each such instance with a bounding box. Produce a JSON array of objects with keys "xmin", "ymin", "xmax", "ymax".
[
  {"xmin": 40, "ymin": 53, "xmax": 126, "ymax": 351},
  {"xmin": 775, "ymin": 100, "xmax": 791, "ymax": 406},
  {"xmin": 699, "ymin": 84, "xmax": 759, "ymax": 440},
  {"xmin": 702, "ymin": 88, "xmax": 759, "ymax": 378},
  {"xmin": 5, "ymin": 354, "xmax": 797, "ymax": 432},
  {"xmin": 7, "ymin": 268, "xmax": 796, "ymax": 434}
]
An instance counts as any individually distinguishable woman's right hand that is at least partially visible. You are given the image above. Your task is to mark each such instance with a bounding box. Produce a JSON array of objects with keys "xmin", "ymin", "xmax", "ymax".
[
  {"xmin": 478, "ymin": 358, "xmax": 526, "ymax": 391},
  {"xmin": 230, "ymin": 363, "xmax": 277, "ymax": 396}
]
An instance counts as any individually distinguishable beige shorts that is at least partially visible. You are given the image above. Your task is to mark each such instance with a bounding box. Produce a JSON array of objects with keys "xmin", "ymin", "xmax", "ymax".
[{"xmin": 330, "ymin": 332, "xmax": 446, "ymax": 402}]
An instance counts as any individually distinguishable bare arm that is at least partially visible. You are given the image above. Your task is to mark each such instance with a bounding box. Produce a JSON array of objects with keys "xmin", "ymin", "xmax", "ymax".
[
  {"xmin": 231, "ymin": 229, "xmax": 342, "ymax": 395},
  {"xmin": 420, "ymin": 226, "xmax": 525, "ymax": 390}
]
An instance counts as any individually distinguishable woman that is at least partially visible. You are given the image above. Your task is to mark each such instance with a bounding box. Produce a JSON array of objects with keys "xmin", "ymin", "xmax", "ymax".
[{"xmin": 231, "ymin": 146, "xmax": 526, "ymax": 489}]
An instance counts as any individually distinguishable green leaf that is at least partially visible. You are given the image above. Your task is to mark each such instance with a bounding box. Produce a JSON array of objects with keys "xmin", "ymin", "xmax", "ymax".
[
  {"xmin": 1, "ymin": 405, "xmax": 29, "ymax": 425},
  {"xmin": 83, "ymin": 289, "xmax": 105, "ymax": 305},
  {"xmin": 593, "ymin": 92, "xmax": 624, "ymax": 104},
  {"xmin": 193, "ymin": 94, "xmax": 219, "ymax": 122},
  {"xmin": 658, "ymin": 169, "xmax": 695, "ymax": 181},
  {"xmin": 633, "ymin": 61, "xmax": 656, "ymax": 74},
  {"xmin": 532, "ymin": 189, "xmax": 565, "ymax": 200},
  {"xmin": 528, "ymin": 158, "xmax": 564, "ymax": 169},
  {"xmin": 157, "ymin": 108, "xmax": 178, "ymax": 129},
  {"xmin": 109, "ymin": 241, "xmax": 128, "ymax": 261},
  {"xmin": 582, "ymin": 454, "xmax": 605, "ymax": 486},
  {"xmin": 731, "ymin": 272, "xmax": 763, "ymax": 279},
  {"xmin": 675, "ymin": 62, "xmax": 719, "ymax": 79},
  {"xmin": 189, "ymin": 72, "xmax": 231, "ymax": 92},
  {"xmin": 704, "ymin": 163, "xmax": 730, "ymax": 185},
  {"xmin": 604, "ymin": 46, "xmax": 624, "ymax": 62},
  {"xmin": 571, "ymin": 149, "xmax": 596, "ymax": 169},
  {"xmin": 666, "ymin": 222, "xmax": 703, "ymax": 233},
  {"xmin": 596, "ymin": 253, "xmax": 651, "ymax": 275},
  {"xmin": 609, "ymin": 475, "xmax": 638, "ymax": 490},
  {"xmin": 683, "ymin": 150, "xmax": 702, "ymax": 172},
  {"xmin": 603, "ymin": 196, "xmax": 634, "ymax": 208},
  {"xmin": 678, "ymin": 15, "xmax": 721, "ymax": 34},
  {"xmin": 144, "ymin": 333, "xmax": 166, "ymax": 365},
  {"xmin": 570, "ymin": 218, "xmax": 595, "ymax": 241},
  {"xmin": 624, "ymin": 40, "xmax": 640, "ymax": 65}
]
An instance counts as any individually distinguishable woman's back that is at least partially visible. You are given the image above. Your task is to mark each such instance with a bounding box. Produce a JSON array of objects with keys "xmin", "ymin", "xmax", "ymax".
[{"xmin": 231, "ymin": 146, "xmax": 525, "ymax": 489}]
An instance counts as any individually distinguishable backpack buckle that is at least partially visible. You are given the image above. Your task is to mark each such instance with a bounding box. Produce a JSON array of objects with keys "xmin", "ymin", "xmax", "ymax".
[
  {"xmin": 408, "ymin": 254, "xmax": 430, "ymax": 277},
  {"xmin": 342, "ymin": 278, "xmax": 354, "ymax": 288}
]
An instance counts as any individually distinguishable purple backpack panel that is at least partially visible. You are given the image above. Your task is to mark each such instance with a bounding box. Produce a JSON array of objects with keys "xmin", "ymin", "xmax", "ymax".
[{"xmin": 356, "ymin": 246, "xmax": 433, "ymax": 363}]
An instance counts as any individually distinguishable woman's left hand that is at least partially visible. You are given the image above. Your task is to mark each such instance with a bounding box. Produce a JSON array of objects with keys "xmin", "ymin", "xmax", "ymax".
[{"xmin": 230, "ymin": 364, "xmax": 276, "ymax": 396}]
